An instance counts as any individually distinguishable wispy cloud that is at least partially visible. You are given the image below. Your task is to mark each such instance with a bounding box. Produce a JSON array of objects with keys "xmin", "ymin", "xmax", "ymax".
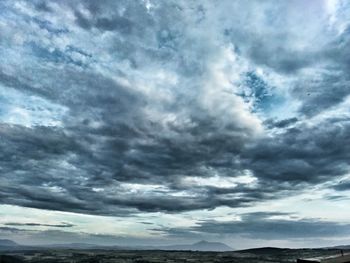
[{"xmin": 4, "ymin": 222, "xmax": 74, "ymax": 228}]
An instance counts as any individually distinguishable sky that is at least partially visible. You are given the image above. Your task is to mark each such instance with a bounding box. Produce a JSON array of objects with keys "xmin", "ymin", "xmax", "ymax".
[{"xmin": 0, "ymin": 0, "xmax": 350, "ymax": 250}]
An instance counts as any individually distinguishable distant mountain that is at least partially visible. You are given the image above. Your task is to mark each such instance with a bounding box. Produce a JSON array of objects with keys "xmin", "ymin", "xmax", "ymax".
[
  {"xmin": 0, "ymin": 239, "xmax": 57, "ymax": 251},
  {"xmin": 0, "ymin": 239, "xmax": 18, "ymax": 247},
  {"xmin": 189, "ymin": 240, "xmax": 233, "ymax": 251},
  {"xmin": 0, "ymin": 239, "xmax": 22, "ymax": 251},
  {"xmin": 37, "ymin": 240, "xmax": 232, "ymax": 251},
  {"xmin": 0, "ymin": 239, "xmax": 232, "ymax": 252},
  {"xmin": 159, "ymin": 240, "xmax": 232, "ymax": 251},
  {"xmin": 43, "ymin": 243, "xmax": 104, "ymax": 249}
]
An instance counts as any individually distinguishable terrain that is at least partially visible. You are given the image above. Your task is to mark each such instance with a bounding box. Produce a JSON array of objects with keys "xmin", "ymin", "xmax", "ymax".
[
  {"xmin": 0, "ymin": 245, "xmax": 349, "ymax": 263},
  {"xmin": 0, "ymin": 240, "xmax": 231, "ymax": 252}
]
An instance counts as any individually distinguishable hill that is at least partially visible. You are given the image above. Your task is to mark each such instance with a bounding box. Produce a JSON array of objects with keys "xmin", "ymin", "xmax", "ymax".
[
  {"xmin": 0, "ymin": 239, "xmax": 18, "ymax": 247},
  {"xmin": 159, "ymin": 240, "xmax": 232, "ymax": 251}
]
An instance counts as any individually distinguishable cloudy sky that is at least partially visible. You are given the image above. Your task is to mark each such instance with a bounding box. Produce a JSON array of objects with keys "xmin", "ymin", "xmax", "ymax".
[{"xmin": 1, "ymin": 0, "xmax": 350, "ymax": 249}]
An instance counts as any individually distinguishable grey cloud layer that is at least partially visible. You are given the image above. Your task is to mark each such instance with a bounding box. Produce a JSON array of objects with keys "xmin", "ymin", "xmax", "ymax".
[
  {"xmin": 2, "ymin": 212, "xmax": 348, "ymax": 245},
  {"xmin": 0, "ymin": 0, "xmax": 350, "ymax": 219},
  {"xmin": 154, "ymin": 212, "xmax": 350, "ymax": 240}
]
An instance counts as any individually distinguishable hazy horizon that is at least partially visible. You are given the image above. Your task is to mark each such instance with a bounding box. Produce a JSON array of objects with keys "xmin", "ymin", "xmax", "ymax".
[
  {"xmin": 2, "ymin": 236, "xmax": 349, "ymax": 251},
  {"xmin": 1, "ymin": 0, "xmax": 350, "ymax": 250}
]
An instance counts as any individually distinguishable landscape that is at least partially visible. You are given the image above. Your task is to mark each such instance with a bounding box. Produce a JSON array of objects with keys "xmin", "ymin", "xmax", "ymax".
[
  {"xmin": 1, "ymin": 239, "xmax": 350, "ymax": 263},
  {"xmin": 1, "ymin": 0, "xmax": 350, "ymax": 262}
]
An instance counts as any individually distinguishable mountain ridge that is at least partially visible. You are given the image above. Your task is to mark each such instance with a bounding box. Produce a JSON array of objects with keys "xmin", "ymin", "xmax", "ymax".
[
  {"xmin": 158, "ymin": 240, "xmax": 232, "ymax": 251},
  {"xmin": 0, "ymin": 239, "xmax": 232, "ymax": 251},
  {"xmin": 3, "ymin": 239, "xmax": 350, "ymax": 253}
]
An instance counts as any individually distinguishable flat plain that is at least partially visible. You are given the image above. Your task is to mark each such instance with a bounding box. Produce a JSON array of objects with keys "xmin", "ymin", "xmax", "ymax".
[{"xmin": 1, "ymin": 248, "xmax": 348, "ymax": 263}]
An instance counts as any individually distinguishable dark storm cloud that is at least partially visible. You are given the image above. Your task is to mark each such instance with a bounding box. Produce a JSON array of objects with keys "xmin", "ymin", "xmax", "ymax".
[
  {"xmin": 294, "ymin": 29, "xmax": 350, "ymax": 116},
  {"xmin": 73, "ymin": 11, "xmax": 134, "ymax": 34},
  {"xmin": 96, "ymin": 17, "xmax": 132, "ymax": 33},
  {"xmin": 293, "ymin": 69, "xmax": 350, "ymax": 116},
  {"xmin": 34, "ymin": 1, "xmax": 52, "ymax": 13},
  {"xmin": 242, "ymin": 119, "xmax": 350, "ymax": 183},
  {"xmin": 333, "ymin": 180, "xmax": 350, "ymax": 191},
  {"xmin": 193, "ymin": 219, "xmax": 350, "ymax": 240},
  {"xmin": 264, "ymin": 117, "xmax": 298, "ymax": 129},
  {"xmin": 74, "ymin": 11, "xmax": 92, "ymax": 30},
  {"xmin": 222, "ymin": 2, "xmax": 317, "ymax": 75},
  {"xmin": 0, "ymin": 0, "xmax": 350, "ymax": 218},
  {"xmin": 72, "ymin": 0, "xmax": 153, "ymax": 35},
  {"xmin": 243, "ymin": 40, "xmax": 315, "ymax": 74},
  {"xmin": 155, "ymin": 212, "xmax": 350, "ymax": 240}
]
